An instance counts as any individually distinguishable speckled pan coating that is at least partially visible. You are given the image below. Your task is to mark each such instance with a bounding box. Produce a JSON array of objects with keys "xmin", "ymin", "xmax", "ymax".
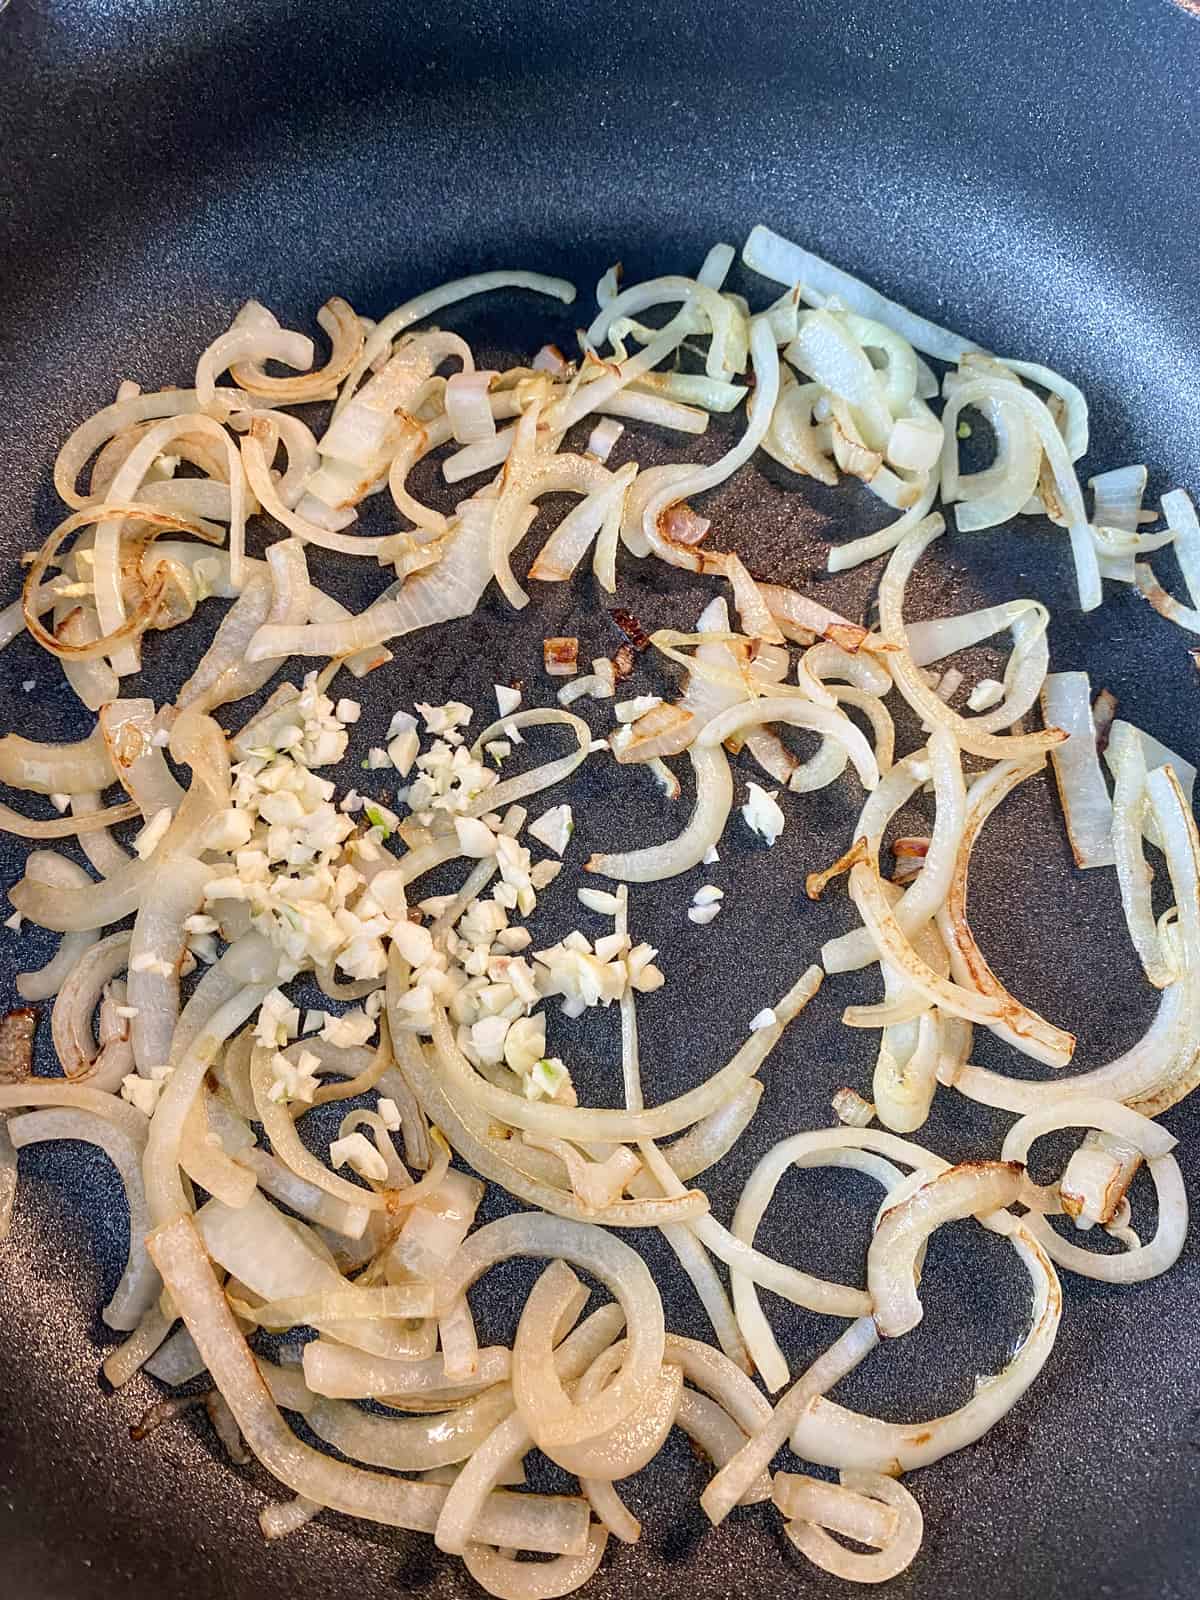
[{"xmin": 1, "ymin": 3, "xmax": 1198, "ymax": 1598}]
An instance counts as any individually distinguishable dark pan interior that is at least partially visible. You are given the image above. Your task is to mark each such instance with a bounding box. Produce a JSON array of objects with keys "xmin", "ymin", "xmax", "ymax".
[{"xmin": 2, "ymin": 3, "xmax": 1199, "ymax": 1597}]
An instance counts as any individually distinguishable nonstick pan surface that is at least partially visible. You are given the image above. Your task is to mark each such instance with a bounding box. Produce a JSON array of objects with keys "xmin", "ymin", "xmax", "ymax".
[{"xmin": 2, "ymin": 3, "xmax": 1199, "ymax": 1597}]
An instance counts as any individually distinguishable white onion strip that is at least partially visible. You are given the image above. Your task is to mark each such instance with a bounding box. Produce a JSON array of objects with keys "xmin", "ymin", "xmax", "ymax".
[
  {"xmin": 8, "ymin": 1106, "xmax": 159, "ymax": 1329},
  {"xmin": 743, "ymin": 226, "xmax": 976, "ymax": 363},
  {"xmin": 146, "ymin": 1214, "xmax": 590, "ymax": 1555},
  {"xmin": 731, "ymin": 1129, "xmax": 944, "ymax": 1390},
  {"xmin": 1041, "ymin": 671, "xmax": 1115, "ymax": 868},
  {"xmin": 435, "ymin": 1213, "xmax": 665, "ymax": 1453},
  {"xmin": 784, "ymin": 1471, "xmax": 923, "ymax": 1583},
  {"xmin": 869, "ymin": 1161, "xmax": 1026, "ymax": 1336},
  {"xmin": 701, "ymin": 1316, "xmax": 880, "ymax": 1526},
  {"xmin": 586, "ymin": 744, "xmax": 731, "ymax": 882},
  {"xmin": 880, "ymin": 523, "xmax": 1065, "ymax": 760},
  {"xmin": 850, "ymin": 858, "xmax": 1075, "ymax": 1069},
  {"xmin": 1000, "ymin": 1100, "xmax": 1185, "ymax": 1282}
]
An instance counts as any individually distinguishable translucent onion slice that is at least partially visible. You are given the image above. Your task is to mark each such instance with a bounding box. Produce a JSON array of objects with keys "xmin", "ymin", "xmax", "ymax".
[
  {"xmin": 233, "ymin": 1146, "xmax": 370, "ymax": 1239},
  {"xmin": 783, "ymin": 1471, "xmax": 923, "ymax": 1583},
  {"xmin": 743, "ymin": 226, "xmax": 977, "ymax": 363},
  {"xmin": 529, "ymin": 463, "xmax": 637, "ymax": 586},
  {"xmin": 1108, "ymin": 722, "xmax": 1176, "ymax": 987},
  {"xmin": 436, "ymin": 1215, "xmax": 665, "ymax": 1454},
  {"xmin": 786, "ymin": 309, "xmax": 894, "ymax": 451},
  {"xmin": 54, "ymin": 387, "xmax": 250, "ymax": 510},
  {"xmin": 849, "ymin": 858, "xmax": 1075, "ymax": 1068},
  {"xmin": 949, "ymin": 979, "xmax": 1187, "ymax": 1115},
  {"xmin": 144, "ymin": 985, "xmax": 274, "ymax": 1226},
  {"xmin": 7, "ymin": 1105, "xmax": 159, "ymax": 1329},
  {"xmin": 937, "ymin": 754, "xmax": 1072, "ymax": 1047},
  {"xmin": 302, "ymin": 1341, "xmax": 511, "ymax": 1401},
  {"xmin": 50, "ymin": 931, "xmax": 131, "ymax": 1077},
  {"xmin": 460, "ymin": 1529, "xmax": 608, "ymax": 1600},
  {"xmin": 146, "ymin": 1214, "xmax": 590, "ymax": 1555},
  {"xmin": 639, "ymin": 1134, "xmax": 871, "ymax": 1328},
  {"xmin": 639, "ymin": 318, "xmax": 779, "ymax": 572},
  {"xmin": 869, "ymin": 1161, "xmax": 1026, "ymax": 1336},
  {"xmin": 586, "ymin": 274, "xmax": 741, "ymax": 381},
  {"xmin": 821, "ymin": 729, "xmax": 964, "ymax": 974},
  {"xmin": 128, "ymin": 856, "xmax": 209, "ymax": 1076},
  {"xmin": 429, "ymin": 965, "xmax": 820, "ymax": 1145},
  {"xmin": 249, "ymin": 1047, "xmax": 389, "ymax": 1216},
  {"xmin": 13, "ymin": 853, "xmax": 98, "ymax": 1003},
  {"xmin": 730, "ymin": 1128, "xmax": 945, "ymax": 1389},
  {"xmin": 773, "ymin": 1471, "xmax": 898, "ymax": 1548},
  {"xmin": 230, "ymin": 297, "xmax": 364, "ymax": 403},
  {"xmin": 465, "ymin": 708, "xmax": 592, "ymax": 818},
  {"xmin": 698, "ymin": 696, "xmax": 880, "ymax": 791},
  {"xmin": 1134, "ymin": 559, "xmax": 1200, "ymax": 634},
  {"xmin": 701, "ymin": 1317, "xmax": 880, "ymax": 1526},
  {"xmin": 879, "ymin": 522, "xmax": 1066, "ymax": 759},
  {"xmin": 559, "ymin": 1339, "xmax": 682, "ymax": 1482},
  {"xmin": 0, "ymin": 723, "xmax": 115, "ymax": 795},
  {"xmin": 339, "ymin": 270, "xmax": 575, "ymax": 424},
  {"xmin": 586, "ymin": 744, "xmax": 731, "ymax": 883},
  {"xmin": 1040, "ymin": 672, "xmax": 1115, "ymax": 868},
  {"xmin": 951, "ymin": 376, "xmax": 1100, "ymax": 610},
  {"xmin": 1000, "ymin": 1101, "xmax": 1185, "ymax": 1282},
  {"xmin": 793, "ymin": 1221, "xmax": 1060, "ymax": 1470}
]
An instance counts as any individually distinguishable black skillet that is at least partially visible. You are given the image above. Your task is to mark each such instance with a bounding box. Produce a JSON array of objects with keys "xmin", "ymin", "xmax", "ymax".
[{"xmin": 2, "ymin": 2, "xmax": 1199, "ymax": 1597}]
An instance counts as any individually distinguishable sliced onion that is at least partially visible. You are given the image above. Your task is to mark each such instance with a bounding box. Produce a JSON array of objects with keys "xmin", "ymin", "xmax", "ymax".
[
  {"xmin": 0, "ymin": 723, "xmax": 115, "ymax": 795},
  {"xmin": 756, "ymin": 583, "xmax": 868, "ymax": 650},
  {"xmin": 1134, "ymin": 559, "xmax": 1200, "ymax": 634},
  {"xmin": 586, "ymin": 744, "xmax": 731, "ymax": 882},
  {"xmin": 879, "ymin": 524, "xmax": 1065, "ymax": 759},
  {"xmin": 586, "ymin": 275, "xmax": 739, "ymax": 382},
  {"xmin": 302, "ymin": 1340, "xmax": 510, "ymax": 1401},
  {"xmin": 1001, "ymin": 1101, "xmax": 1185, "ymax": 1281},
  {"xmin": 230, "ymin": 297, "xmax": 364, "ymax": 404},
  {"xmin": 762, "ymin": 370, "xmax": 837, "ymax": 486},
  {"xmin": 144, "ymin": 985, "xmax": 273, "ymax": 1225},
  {"xmin": 195, "ymin": 311, "xmax": 314, "ymax": 415},
  {"xmin": 850, "ymin": 857, "xmax": 1075, "ymax": 1068},
  {"xmin": 7, "ymin": 1106, "xmax": 159, "ymax": 1329},
  {"xmin": 784, "ymin": 1471, "xmax": 923, "ymax": 1583},
  {"xmin": 146, "ymin": 1214, "xmax": 589, "ymax": 1554},
  {"xmin": 249, "ymin": 1048, "xmax": 389, "ymax": 1216},
  {"xmin": 338, "ymin": 270, "xmax": 575, "ymax": 423},
  {"xmin": 14, "ymin": 853, "xmax": 99, "ymax": 1002},
  {"xmin": 99, "ymin": 699, "xmax": 185, "ymax": 817},
  {"xmin": 869, "ymin": 1161, "xmax": 1026, "ymax": 1336},
  {"xmin": 128, "ymin": 857, "xmax": 209, "ymax": 1075},
  {"xmin": 774, "ymin": 1471, "xmax": 898, "ymax": 1548},
  {"xmin": 822, "ymin": 729, "xmax": 964, "ymax": 974},
  {"xmin": 730, "ymin": 1128, "xmax": 942, "ymax": 1389},
  {"xmin": 1108, "ymin": 722, "xmax": 1175, "ymax": 986},
  {"xmin": 786, "ymin": 309, "xmax": 893, "ymax": 451},
  {"xmin": 743, "ymin": 226, "xmax": 976, "ymax": 363},
  {"xmin": 639, "ymin": 319, "xmax": 779, "ymax": 572},
  {"xmin": 1041, "ymin": 672, "xmax": 1114, "ymax": 868},
  {"xmin": 55, "ymin": 387, "xmax": 250, "ymax": 510},
  {"xmin": 701, "ymin": 696, "xmax": 880, "ymax": 791},
  {"xmin": 435, "ymin": 1213, "xmax": 664, "ymax": 1453},
  {"xmin": 567, "ymin": 1338, "xmax": 682, "ymax": 1482},
  {"xmin": 460, "ymin": 1530, "xmax": 608, "ymax": 1600},
  {"xmin": 426, "ymin": 965, "xmax": 820, "ymax": 1146},
  {"xmin": 701, "ymin": 1316, "xmax": 879, "ymax": 1526},
  {"xmin": 951, "ymin": 377, "xmax": 1100, "ymax": 610},
  {"xmin": 50, "ymin": 931, "xmax": 131, "ymax": 1078},
  {"xmin": 529, "ymin": 463, "xmax": 637, "ymax": 585},
  {"xmin": 949, "ymin": 977, "xmax": 1186, "ymax": 1114}
]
